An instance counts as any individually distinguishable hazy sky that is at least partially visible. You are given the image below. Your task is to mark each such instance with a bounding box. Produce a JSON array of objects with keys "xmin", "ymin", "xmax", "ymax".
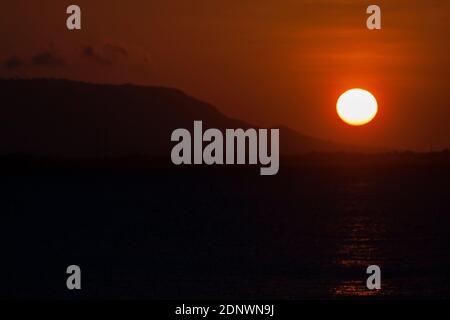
[{"xmin": 1, "ymin": 0, "xmax": 449, "ymax": 150}]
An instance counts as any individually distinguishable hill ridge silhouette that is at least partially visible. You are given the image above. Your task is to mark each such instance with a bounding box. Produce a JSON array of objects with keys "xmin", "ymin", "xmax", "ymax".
[{"xmin": 0, "ymin": 78, "xmax": 376, "ymax": 158}]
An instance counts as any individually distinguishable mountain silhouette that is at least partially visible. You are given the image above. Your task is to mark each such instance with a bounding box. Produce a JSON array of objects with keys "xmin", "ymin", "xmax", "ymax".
[{"xmin": 0, "ymin": 78, "xmax": 370, "ymax": 158}]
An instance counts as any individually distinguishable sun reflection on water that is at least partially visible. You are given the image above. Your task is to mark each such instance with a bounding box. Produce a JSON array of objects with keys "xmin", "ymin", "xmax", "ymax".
[
  {"xmin": 333, "ymin": 280, "xmax": 382, "ymax": 297},
  {"xmin": 331, "ymin": 181, "xmax": 392, "ymax": 297}
]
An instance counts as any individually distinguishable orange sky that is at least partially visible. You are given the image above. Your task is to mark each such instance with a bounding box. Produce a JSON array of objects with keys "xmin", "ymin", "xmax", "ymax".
[{"xmin": 1, "ymin": 0, "xmax": 449, "ymax": 150}]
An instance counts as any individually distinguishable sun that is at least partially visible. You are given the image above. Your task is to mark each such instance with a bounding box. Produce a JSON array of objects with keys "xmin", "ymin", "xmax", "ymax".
[{"xmin": 336, "ymin": 88, "xmax": 378, "ymax": 126}]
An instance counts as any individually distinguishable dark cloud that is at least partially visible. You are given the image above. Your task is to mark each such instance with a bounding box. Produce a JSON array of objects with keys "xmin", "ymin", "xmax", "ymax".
[
  {"xmin": 3, "ymin": 56, "xmax": 24, "ymax": 70},
  {"xmin": 81, "ymin": 46, "xmax": 113, "ymax": 66},
  {"xmin": 4, "ymin": 44, "xmax": 135, "ymax": 72},
  {"xmin": 81, "ymin": 44, "xmax": 129, "ymax": 67},
  {"xmin": 31, "ymin": 51, "xmax": 65, "ymax": 67},
  {"xmin": 4, "ymin": 51, "xmax": 64, "ymax": 70}
]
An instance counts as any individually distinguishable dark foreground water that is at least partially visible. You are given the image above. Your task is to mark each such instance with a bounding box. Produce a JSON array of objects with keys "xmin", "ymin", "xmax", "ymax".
[{"xmin": 2, "ymin": 161, "xmax": 450, "ymax": 299}]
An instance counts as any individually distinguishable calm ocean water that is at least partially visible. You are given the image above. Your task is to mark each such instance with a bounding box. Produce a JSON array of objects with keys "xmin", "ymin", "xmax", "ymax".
[{"xmin": 2, "ymin": 161, "xmax": 450, "ymax": 299}]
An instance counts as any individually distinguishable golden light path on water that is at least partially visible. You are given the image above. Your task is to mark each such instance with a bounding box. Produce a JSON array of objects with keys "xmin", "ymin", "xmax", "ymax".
[{"xmin": 331, "ymin": 181, "xmax": 393, "ymax": 297}]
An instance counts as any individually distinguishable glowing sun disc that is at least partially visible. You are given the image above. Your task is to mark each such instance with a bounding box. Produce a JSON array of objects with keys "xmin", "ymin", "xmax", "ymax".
[{"xmin": 336, "ymin": 88, "xmax": 378, "ymax": 126}]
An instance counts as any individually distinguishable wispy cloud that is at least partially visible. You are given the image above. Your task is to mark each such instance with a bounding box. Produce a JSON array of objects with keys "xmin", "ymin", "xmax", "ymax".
[
  {"xmin": 31, "ymin": 51, "xmax": 65, "ymax": 67},
  {"xmin": 103, "ymin": 43, "xmax": 128, "ymax": 57},
  {"xmin": 81, "ymin": 46, "xmax": 113, "ymax": 66},
  {"xmin": 3, "ymin": 56, "xmax": 24, "ymax": 70},
  {"xmin": 81, "ymin": 43, "xmax": 129, "ymax": 67}
]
